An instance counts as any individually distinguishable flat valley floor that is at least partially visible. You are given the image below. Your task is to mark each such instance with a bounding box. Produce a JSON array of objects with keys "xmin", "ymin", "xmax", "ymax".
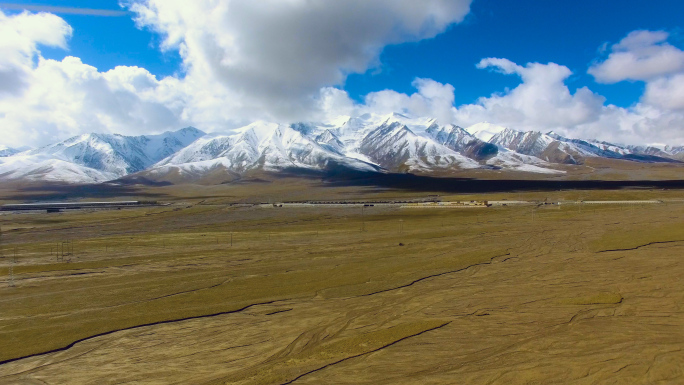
[{"xmin": 0, "ymin": 185, "xmax": 683, "ymax": 384}]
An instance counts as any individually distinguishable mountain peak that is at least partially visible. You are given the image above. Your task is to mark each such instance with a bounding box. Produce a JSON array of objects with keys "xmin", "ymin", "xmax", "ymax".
[
  {"xmin": 465, "ymin": 122, "xmax": 509, "ymax": 142},
  {"xmin": 0, "ymin": 145, "xmax": 31, "ymax": 157},
  {"xmin": 176, "ymin": 126, "xmax": 205, "ymax": 136},
  {"xmin": 2, "ymin": 114, "xmax": 682, "ymax": 184}
]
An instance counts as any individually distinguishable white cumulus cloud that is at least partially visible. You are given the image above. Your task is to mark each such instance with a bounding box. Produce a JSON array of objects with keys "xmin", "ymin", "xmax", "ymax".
[
  {"xmin": 0, "ymin": 56, "xmax": 187, "ymax": 146},
  {"xmin": 352, "ymin": 59, "xmax": 610, "ymax": 139},
  {"xmin": 584, "ymin": 30, "xmax": 684, "ymax": 142},
  {"xmin": 0, "ymin": 10, "xmax": 72, "ymax": 96},
  {"xmin": 124, "ymin": 0, "xmax": 472, "ymax": 123},
  {"xmin": 0, "ymin": 1, "xmax": 472, "ymax": 147},
  {"xmin": 0, "ymin": 9, "xmax": 188, "ymax": 147},
  {"xmin": 589, "ymin": 30, "xmax": 684, "ymax": 113},
  {"xmin": 461, "ymin": 52, "xmax": 684, "ymax": 144},
  {"xmin": 457, "ymin": 58, "xmax": 605, "ymax": 130},
  {"xmin": 589, "ymin": 30, "xmax": 684, "ymax": 83},
  {"xmin": 643, "ymin": 74, "xmax": 684, "ymax": 111},
  {"xmin": 341, "ymin": 55, "xmax": 684, "ymax": 145},
  {"xmin": 362, "ymin": 78, "xmax": 456, "ymax": 124},
  {"xmin": 588, "ymin": 30, "xmax": 684, "ymax": 113},
  {"xmin": 1, "ymin": 7, "xmax": 683, "ymax": 149}
]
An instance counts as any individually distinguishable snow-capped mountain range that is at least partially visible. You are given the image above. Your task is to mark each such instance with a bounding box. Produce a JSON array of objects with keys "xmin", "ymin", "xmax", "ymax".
[
  {"xmin": 0, "ymin": 145, "xmax": 30, "ymax": 158},
  {"xmin": 0, "ymin": 128, "xmax": 204, "ymax": 183},
  {"xmin": 1, "ymin": 113, "xmax": 682, "ymax": 184}
]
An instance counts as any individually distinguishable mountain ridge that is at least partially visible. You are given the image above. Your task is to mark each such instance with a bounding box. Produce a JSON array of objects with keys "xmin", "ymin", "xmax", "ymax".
[{"xmin": 1, "ymin": 114, "xmax": 682, "ymax": 184}]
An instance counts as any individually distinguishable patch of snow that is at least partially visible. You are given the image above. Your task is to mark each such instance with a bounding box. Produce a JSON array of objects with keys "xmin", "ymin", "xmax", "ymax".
[
  {"xmin": 0, "ymin": 153, "xmax": 116, "ymax": 183},
  {"xmin": 465, "ymin": 122, "xmax": 509, "ymax": 142}
]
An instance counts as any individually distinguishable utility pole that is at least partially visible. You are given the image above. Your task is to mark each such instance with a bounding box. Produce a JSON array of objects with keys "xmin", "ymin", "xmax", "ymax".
[{"xmin": 66, "ymin": 240, "xmax": 71, "ymax": 263}]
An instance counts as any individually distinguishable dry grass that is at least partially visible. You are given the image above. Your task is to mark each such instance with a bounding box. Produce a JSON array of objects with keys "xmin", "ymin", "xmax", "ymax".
[
  {"xmin": 0, "ymin": 182, "xmax": 684, "ymax": 384},
  {"xmin": 590, "ymin": 221, "xmax": 684, "ymax": 252},
  {"xmin": 558, "ymin": 292, "xmax": 623, "ymax": 306},
  {"xmin": 0, "ymin": 202, "xmax": 506, "ymax": 363}
]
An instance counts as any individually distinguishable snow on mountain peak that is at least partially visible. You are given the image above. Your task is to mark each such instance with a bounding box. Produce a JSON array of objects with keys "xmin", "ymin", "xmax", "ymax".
[
  {"xmin": 325, "ymin": 115, "xmax": 352, "ymax": 127},
  {"xmin": 465, "ymin": 122, "xmax": 510, "ymax": 142},
  {"xmin": 4, "ymin": 113, "xmax": 683, "ymax": 185},
  {"xmin": 0, "ymin": 127, "xmax": 205, "ymax": 183},
  {"xmin": 238, "ymin": 120, "xmax": 279, "ymax": 135},
  {"xmin": 0, "ymin": 145, "xmax": 31, "ymax": 157}
]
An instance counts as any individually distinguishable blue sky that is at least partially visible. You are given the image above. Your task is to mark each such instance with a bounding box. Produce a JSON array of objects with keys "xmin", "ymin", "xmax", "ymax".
[
  {"xmin": 1, "ymin": 0, "xmax": 684, "ymax": 146},
  {"xmin": 349, "ymin": 0, "xmax": 684, "ymax": 108},
  {"xmin": 7, "ymin": 0, "xmax": 682, "ymax": 108},
  {"xmin": 4, "ymin": 0, "xmax": 183, "ymax": 76}
]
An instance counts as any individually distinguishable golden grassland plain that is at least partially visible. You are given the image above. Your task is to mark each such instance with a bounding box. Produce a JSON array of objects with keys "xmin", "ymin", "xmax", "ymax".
[{"xmin": 0, "ymin": 180, "xmax": 683, "ymax": 384}]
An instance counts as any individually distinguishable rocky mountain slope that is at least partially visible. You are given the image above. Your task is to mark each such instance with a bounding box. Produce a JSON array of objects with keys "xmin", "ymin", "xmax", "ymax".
[
  {"xmin": 0, "ymin": 128, "xmax": 204, "ymax": 183},
  {"xmin": 0, "ymin": 146, "xmax": 30, "ymax": 158},
  {"xmin": 1, "ymin": 114, "xmax": 681, "ymax": 184}
]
